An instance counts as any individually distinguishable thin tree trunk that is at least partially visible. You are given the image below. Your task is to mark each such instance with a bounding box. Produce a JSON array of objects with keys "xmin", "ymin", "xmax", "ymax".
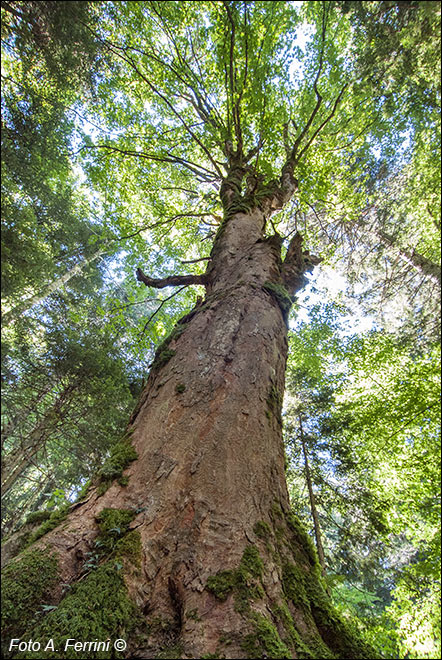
[
  {"xmin": 356, "ymin": 216, "xmax": 442, "ymax": 286},
  {"xmin": 2, "ymin": 198, "xmax": 373, "ymax": 658},
  {"xmin": 299, "ymin": 415, "xmax": 327, "ymax": 574},
  {"xmin": 2, "ymin": 248, "xmax": 105, "ymax": 327},
  {"xmin": 375, "ymin": 226, "xmax": 441, "ymax": 285},
  {"xmin": 1, "ymin": 384, "xmax": 53, "ymax": 449},
  {"xmin": 1, "ymin": 384, "xmax": 76, "ymax": 496}
]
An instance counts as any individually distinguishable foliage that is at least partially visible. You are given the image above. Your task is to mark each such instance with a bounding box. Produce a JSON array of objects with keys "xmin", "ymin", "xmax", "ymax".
[{"xmin": 285, "ymin": 300, "xmax": 441, "ymax": 658}]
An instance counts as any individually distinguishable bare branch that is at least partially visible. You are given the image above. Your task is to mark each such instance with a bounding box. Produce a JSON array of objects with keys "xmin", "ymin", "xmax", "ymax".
[
  {"xmin": 180, "ymin": 256, "xmax": 212, "ymax": 265},
  {"xmin": 136, "ymin": 268, "xmax": 207, "ymax": 289},
  {"xmin": 137, "ymin": 286, "xmax": 188, "ymax": 339},
  {"xmin": 297, "ymin": 84, "xmax": 348, "ymax": 161},
  {"xmin": 282, "ymin": 232, "xmax": 322, "ymax": 295}
]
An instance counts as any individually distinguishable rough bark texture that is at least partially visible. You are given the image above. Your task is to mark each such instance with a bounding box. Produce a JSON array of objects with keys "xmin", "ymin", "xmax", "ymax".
[{"xmin": 1, "ymin": 195, "xmax": 373, "ymax": 659}]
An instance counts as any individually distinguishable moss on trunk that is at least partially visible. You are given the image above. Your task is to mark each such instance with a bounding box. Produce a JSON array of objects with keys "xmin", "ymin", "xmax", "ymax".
[
  {"xmin": 1, "ymin": 207, "xmax": 378, "ymax": 659},
  {"xmin": 2, "ymin": 549, "xmax": 59, "ymax": 653},
  {"xmin": 202, "ymin": 507, "xmax": 375, "ymax": 660},
  {"xmin": 2, "ymin": 509, "xmax": 144, "ymax": 660}
]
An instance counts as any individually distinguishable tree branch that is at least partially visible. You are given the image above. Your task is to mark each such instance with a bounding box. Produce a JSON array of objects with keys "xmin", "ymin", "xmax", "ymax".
[
  {"xmin": 282, "ymin": 232, "xmax": 322, "ymax": 295},
  {"xmin": 180, "ymin": 256, "xmax": 212, "ymax": 265},
  {"xmin": 297, "ymin": 84, "xmax": 348, "ymax": 162},
  {"xmin": 137, "ymin": 286, "xmax": 188, "ymax": 339},
  {"xmin": 222, "ymin": 0, "xmax": 243, "ymax": 153},
  {"xmin": 84, "ymin": 143, "xmax": 217, "ymax": 183},
  {"xmin": 136, "ymin": 268, "xmax": 207, "ymax": 289},
  {"xmin": 102, "ymin": 41, "xmax": 224, "ymax": 178}
]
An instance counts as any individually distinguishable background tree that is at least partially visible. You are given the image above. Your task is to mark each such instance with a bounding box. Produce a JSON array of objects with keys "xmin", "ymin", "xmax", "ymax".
[{"xmin": 284, "ymin": 299, "xmax": 440, "ymax": 659}]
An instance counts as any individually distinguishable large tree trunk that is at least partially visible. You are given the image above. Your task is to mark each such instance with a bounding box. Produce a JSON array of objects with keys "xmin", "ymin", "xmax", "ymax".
[{"xmin": 2, "ymin": 202, "xmax": 373, "ymax": 659}]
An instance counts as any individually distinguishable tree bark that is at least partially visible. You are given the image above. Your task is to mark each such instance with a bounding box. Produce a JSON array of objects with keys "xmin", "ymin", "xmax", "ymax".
[{"xmin": 2, "ymin": 199, "xmax": 373, "ymax": 659}]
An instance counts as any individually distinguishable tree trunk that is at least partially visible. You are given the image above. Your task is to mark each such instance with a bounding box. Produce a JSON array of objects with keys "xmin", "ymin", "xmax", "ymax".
[
  {"xmin": 299, "ymin": 415, "xmax": 327, "ymax": 575},
  {"xmin": 2, "ymin": 203, "xmax": 373, "ymax": 659},
  {"xmin": 1, "ymin": 383, "xmax": 76, "ymax": 497},
  {"xmin": 375, "ymin": 226, "xmax": 441, "ymax": 286},
  {"xmin": 1, "ymin": 248, "xmax": 105, "ymax": 327}
]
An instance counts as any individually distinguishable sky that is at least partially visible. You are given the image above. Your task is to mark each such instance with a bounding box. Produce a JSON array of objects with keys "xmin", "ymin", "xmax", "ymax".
[{"xmin": 292, "ymin": 265, "xmax": 376, "ymax": 336}]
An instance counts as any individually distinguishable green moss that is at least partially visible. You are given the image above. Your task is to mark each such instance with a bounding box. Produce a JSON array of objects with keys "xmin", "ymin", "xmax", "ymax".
[
  {"xmin": 241, "ymin": 613, "xmax": 291, "ymax": 659},
  {"xmin": 26, "ymin": 505, "xmax": 69, "ymax": 546},
  {"xmin": 175, "ymin": 383, "xmax": 186, "ymax": 394},
  {"xmin": 118, "ymin": 475, "xmax": 129, "ymax": 487},
  {"xmin": 89, "ymin": 508, "xmax": 139, "ymax": 564},
  {"xmin": 272, "ymin": 601, "xmax": 335, "ymax": 659},
  {"xmin": 286, "ymin": 511, "xmax": 319, "ymax": 567},
  {"xmin": 1, "ymin": 549, "xmax": 58, "ymax": 652},
  {"xmin": 155, "ymin": 644, "xmax": 183, "ymax": 659},
  {"xmin": 151, "ymin": 324, "xmax": 186, "ymax": 372},
  {"xmin": 281, "ymin": 562, "xmax": 310, "ymax": 609},
  {"xmin": 97, "ymin": 434, "xmax": 138, "ymax": 495},
  {"xmin": 253, "ymin": 520, "xmax": 272, "ymax": 539},
  {"xmin": 155, "ymin": 348, "xmax": 176, "ymax": 368},
  {"xmin": 271, "ymin": 502, "xmax": 284, "ymax": 519},
  {"xmin": 97, "ymin": 480, "xmax": 111, "ymax": 496},
  {"xmin": 234, "ymin": 569, "xmax": 265, "ymax": 614},
  {"xmin": 225, "ymin": 200, "xmax": 254, "ymax": 218},
  {"xmin": 96, "ymin": 507, "xmax": 136, "ymax": 535},
  {"xmin": 25, "ymin": 510, "xmax": 52, "ymax": 525},
  {"xmin": 266, "ymin": 384, "xmax": 283, "ymax": 424},
  {"xmin": 263, "ymin": 281, "xmax": 293, "ymax": 319},
  {"xmin": 206, "ymin": 570, "xmax": 236, "ymax": 600},
  {"xmin": 112, "ymin": 530, "xmax": 142, "ymax": 565},
  {"xmin": 240, "ymin": 545, "xmax": 264, "ymax": 578},
  {"xmin": 206, "ymin": 546, "xmax": 265, "ymax": 614},
  {"xmin": 269, "ymin": 503, "xmax": 319, "ymax": 568},
  {"xmin": 18, "ymin": 562, "xmax": 142, "ymax": 659}
]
